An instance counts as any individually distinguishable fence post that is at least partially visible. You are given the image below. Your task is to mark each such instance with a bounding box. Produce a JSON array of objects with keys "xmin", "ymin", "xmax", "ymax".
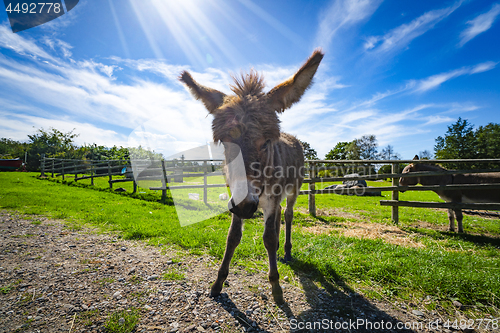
[
  {"xmin": 391, "ymin": 162, "xmax": 399, "ymax": 225},
  {"xmin": 108, "ymin": 161, "xmax": 112, "ymax": 189},
  {"xmin": 308, "ymin": 161, "xmax": 316, "ymax": 216},
  {"xmin": 61, "ymin": 160, "xmax": 65, "ymax": 180},
  {"xmin": 90, "ymin": 161, "xmax": 94, "ymax": 186},
  {"xmin": 203, "ymin": 161, "xmax": 208, "ymax": 205},
  {"xmin": 74, "ymin": 161, "xmax": 78, "ymax": 181},
  {"xmin": 51, "ymin": 159, "xmax": 54, "ymax": 178},
  {"xmin": 161, "ymin": 160, "xmax": 167, "ymax": 203},
  {"xmin": 40, "ymin": 156, "xmax": 45, "ymax": 177}
]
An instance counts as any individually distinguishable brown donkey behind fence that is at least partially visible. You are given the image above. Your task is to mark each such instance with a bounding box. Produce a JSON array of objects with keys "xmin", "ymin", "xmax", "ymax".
[
  {"xmin": 400, "ymin": 156, "xmax": 500, "ymax": 233},
  {"xmin": 180, "ymin": 50, "xmax": 324, "ymax": 303}
]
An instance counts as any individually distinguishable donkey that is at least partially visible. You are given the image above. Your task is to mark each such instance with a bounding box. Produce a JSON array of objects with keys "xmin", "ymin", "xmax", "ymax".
[
  {"xmin": 400, "ymin": 156, "xmax": 500, "ymax": 233},
  {"xmin": 179, "ymin": 49, "xmax": 323, "ymax": 303}
]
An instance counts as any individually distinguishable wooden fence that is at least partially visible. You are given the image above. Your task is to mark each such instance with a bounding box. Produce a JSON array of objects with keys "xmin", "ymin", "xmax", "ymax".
[
  {"xmin": 40, "ymin": 157, "xmax": 225, "ymax": 203},
  {"xmin": 303, "ymin": 159, "xmax": 500, "ymax": 224},
  {"xmin": 40, "ymin": 157, "xmax": 500, "ymax": 224}
]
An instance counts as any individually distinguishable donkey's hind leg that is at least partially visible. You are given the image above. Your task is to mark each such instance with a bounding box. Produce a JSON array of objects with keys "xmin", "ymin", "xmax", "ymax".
[
  {"xmin": 455, "ymin": 209, "xmax": 464, "ymax": 233},
  {"xmin": 284, "ymin": 190, "xmax": 298, "ymax": 262},
  {"xmin": 447, "ymin": 208, "xmax": 456, "ymax": 232},
  {"xmin": 211, "ymin": 214, "xmax": 242, "ymax": 297}
]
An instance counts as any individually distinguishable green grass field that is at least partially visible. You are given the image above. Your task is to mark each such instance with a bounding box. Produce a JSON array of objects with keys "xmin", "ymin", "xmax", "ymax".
[{"xmin": 1, "ymin": 172, "xmax": 499, "ymax": 319}]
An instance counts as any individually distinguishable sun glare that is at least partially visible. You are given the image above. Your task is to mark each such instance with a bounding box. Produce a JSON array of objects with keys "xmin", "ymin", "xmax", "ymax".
[{"xmin": 130, "ymin": 0, "xmax": 243, "ymax": 68}]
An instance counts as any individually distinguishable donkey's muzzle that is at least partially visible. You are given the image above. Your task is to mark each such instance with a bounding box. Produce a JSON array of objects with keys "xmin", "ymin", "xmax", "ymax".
[
  {"xmin": 398, "ymin": 178, "xmax": 407, "ymax": 192},
  {"xmin": 228, "ymin": 196, "xmax": 259, "ymax": 219}
]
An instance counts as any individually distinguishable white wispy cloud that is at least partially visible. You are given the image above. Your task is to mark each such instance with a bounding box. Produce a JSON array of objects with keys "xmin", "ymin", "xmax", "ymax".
[
  {"xmin": 41, "ymin": 36, "xmax": 74, "ymax": 58},
  {"xmin": 315, "ymin": 0, "xmax": 383, "ymax": 49},
  {"xmin": 79, "ymin": 60, "xmax": 121, "ymax": 79},
  {"xmin": 414, "ymin": 61, "xmax": 497, "ymax": 92},
  {"xmin": 459, "ymin": 3, "xmax": 500, "ymax": 47},
  {"xmin": 348, "ymin": 82, "xmax": 416, "ymax": 111},
  {"xmin": 0, "ymin": 111, "xmax": 127, "ymax": 147},
  {"xmin": 0, "ymin": 24, "xmax": 57, "ymax": 62},
  {"xmin": 423, "ymin": 115, "xmax": 455, "ymax": 125},
  {"xmin": 470, "ymin": 61, "xmax": 497, "ymax": 74},
  {"xmin": 365, "ymin": 1, "xmax": 461, "ymax": 53}
]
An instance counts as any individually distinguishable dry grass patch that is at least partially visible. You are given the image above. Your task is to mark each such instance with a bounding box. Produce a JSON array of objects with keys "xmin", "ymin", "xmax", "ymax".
[{"xmin": 303, "ymin": 222, "xmax": 425, "ymax": 248}]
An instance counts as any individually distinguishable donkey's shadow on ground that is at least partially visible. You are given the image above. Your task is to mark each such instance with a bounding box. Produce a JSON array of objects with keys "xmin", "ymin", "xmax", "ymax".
[
  {"xmin": 281, "ymin": 258, "xmax": 418, "ymax": 332},
  {"xmin": 213, "ymin": 258, "xmax": 417, "ymax": 333},
  {"xmin": 405, "ymin": 225, "xmax": 500, "ymax": 248},
  {"xmin": 447, "ymin": 231, "xmax": 500, "ymax": 247}
]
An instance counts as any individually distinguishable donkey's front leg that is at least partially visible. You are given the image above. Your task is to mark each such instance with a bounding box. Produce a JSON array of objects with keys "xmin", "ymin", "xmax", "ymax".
[
  {"xmin": 211, "ymin": 214, "xmax": 242, "ymax": 297},
  {"xmin": 263, "ymin": 206, "xmax": 284, "ymax": 304},
  {"xmin": 284, "ymin": 192, "xmax": 298, "ymax": 262}
]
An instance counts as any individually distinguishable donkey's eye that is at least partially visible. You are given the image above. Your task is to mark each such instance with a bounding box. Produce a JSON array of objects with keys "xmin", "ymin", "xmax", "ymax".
[{"xmin": 261, "ymin": 140, "xmax": 271, "ymax": 151}]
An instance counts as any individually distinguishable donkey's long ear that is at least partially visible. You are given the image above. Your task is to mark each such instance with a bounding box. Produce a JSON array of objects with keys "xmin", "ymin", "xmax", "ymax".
[
  {"xmin": 179, "ymin": 71, "xmax": 226, "ymax": 114},
  {"xmin": 267, "ymin": 49, "xmax": 324, "ymax": 113}
]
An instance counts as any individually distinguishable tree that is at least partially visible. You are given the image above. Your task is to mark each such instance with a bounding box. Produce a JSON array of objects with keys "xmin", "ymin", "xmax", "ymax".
[
  {"xmin": 324, "ymin": 136, "xmax": 378, "ymax": 176},
  {"xmin": 358, "ymin": 135, "xmax": 378, "ymax": 160},
  {"xmin": 434, "ymin": 118, "xmax": 476, "ymax": 169},
  {"xmin": 26, "ymin": 128, "xmax": 79, "ymax": 171},
  {"xmin": 379, "ymin": 145, "xmax": 401, "ymax": 160},
  {"xmin": 299, "ymin": 140, "xmax": 318, "ymax": 160},
  {"xmin": 0, "ymin": 138, "xmax": 27, "ymax": 159},
  {"xmin": 325, "ymin": 141, "xmax": 350, "ymax": 160},
  {"xmin": 346, "ymin": 140, "xmax": 361, "ymax": 160},
  {"xmin": 78, "ymin": 144, "xmax": 130, "ymax": 161},
  {"xmin": 476, "ymin": 123, "xmax": 500, "ymax": 168},
  {"xmin": 127, "ymin": 146, "xmax": 164, "ymax": 161},
  {"xmin": 418, "ymin": 150, "xmax": 433, "ymax": 160},
  {"xmin": 325, "ymin": 136, "xmax": 378, "ymax": 161}
]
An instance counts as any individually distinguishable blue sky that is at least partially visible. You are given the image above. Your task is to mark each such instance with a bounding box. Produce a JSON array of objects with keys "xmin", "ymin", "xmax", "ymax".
[{"xmin": 0, "ymin": 0, "xmax": 499, "ymax": 159}]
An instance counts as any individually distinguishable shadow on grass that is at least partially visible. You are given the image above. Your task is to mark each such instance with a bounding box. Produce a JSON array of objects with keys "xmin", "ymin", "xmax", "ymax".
[
  {"xmin": 447, "ymin": 232, "xmax": 500, "ymax": 247},
  {"xmin": 282, "ymin": 258, "xmax": 418, "ymax": 333},
  {"xmin": 404, "ymin": 225, "xmax": 500, "ymax": 248},
  {"xmin": 38, "ymin": 175, "xmax": 176, "ymax": 206}
]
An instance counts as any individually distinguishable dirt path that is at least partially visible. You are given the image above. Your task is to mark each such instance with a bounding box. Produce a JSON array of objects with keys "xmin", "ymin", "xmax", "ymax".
[{"xmin": 0, "ymin": 211, "xmax": 465, "ymax": 333}]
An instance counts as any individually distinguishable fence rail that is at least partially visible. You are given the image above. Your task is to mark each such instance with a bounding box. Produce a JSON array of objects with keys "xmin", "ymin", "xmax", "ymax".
[
  {"xmin": 40, "ymin": 157, "xmax": 500, "ymax": 224},
  {"xmin": 305, "ymin": 158, "xmax": 500, "ymax": 223},
  {"xmin": 40, "ymin": 157, "xmax": 225, "ymax": 204}
]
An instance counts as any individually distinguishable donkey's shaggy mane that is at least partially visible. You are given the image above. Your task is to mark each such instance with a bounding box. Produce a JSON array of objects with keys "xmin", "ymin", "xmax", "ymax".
[{"xmin": 230, "ymin": 70, "xmax": 266, "ymax": 97}]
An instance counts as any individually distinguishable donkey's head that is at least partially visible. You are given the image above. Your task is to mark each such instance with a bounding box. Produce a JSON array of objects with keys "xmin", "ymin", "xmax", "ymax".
[
  {"xmin": 399, "ymin": 155, "xmax": 421, "ymax": 189},
  {"xmin": 180, "ymin": 50, "xmax": 323, "ymax": 219}
]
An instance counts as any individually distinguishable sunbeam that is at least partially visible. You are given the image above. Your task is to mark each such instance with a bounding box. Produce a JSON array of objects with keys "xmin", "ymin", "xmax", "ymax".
[
  {"xmin": 129, "ymin": 0, "xmax": 164, "ymax": 59},
  {"xmin": 108, "ymin": 0, "xmax": 131, "ymax": 58},
  {"xmin": 151, "ymin": 0, "xmax": 245, "ymax": 69}
]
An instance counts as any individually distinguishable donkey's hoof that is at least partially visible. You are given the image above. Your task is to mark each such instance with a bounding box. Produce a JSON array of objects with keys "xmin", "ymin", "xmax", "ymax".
[
  {"xmin": 458, "ymin": 229, "xmax": 464, "ymax": 233},
  {"xmin": 209, "ymin": 290, "xmax": 220, "ymax": 298},
  {"xmin": 271, "ymin": 284, "xmax": 284, "ymax": 305},
  {"xmin": 210, "ymin": 284, "xmax": 223, "ymax": 298}
]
